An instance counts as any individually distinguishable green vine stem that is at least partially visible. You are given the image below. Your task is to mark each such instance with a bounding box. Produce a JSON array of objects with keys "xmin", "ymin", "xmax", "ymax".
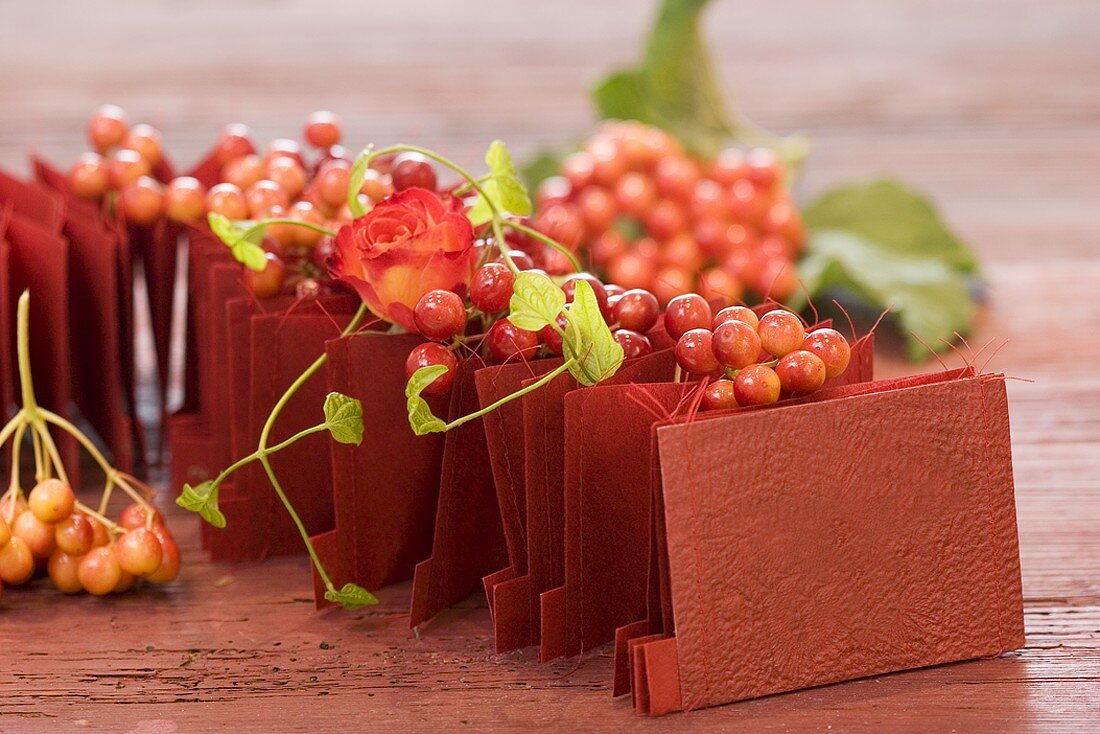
[
  {"xmin": 0, "ymin": 291, "xmax": 159, "ymax": 536},
  {"xmin": 439, "ymin": 358, "xmax": 575, "ymax": 433}
]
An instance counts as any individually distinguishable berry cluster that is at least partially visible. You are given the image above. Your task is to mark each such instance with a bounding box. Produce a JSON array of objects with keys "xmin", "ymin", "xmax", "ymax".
[
  {"xmin": 66, "ymin": 104, "xmax": 172, "ymax": 225},
  {"xmin": 664, "ymin": 293, "xmax": 851, "ymax": 409},
  {"xmin": 532, "ymin": 121, "xmax": 804, "ymax": 305},
  {"xmin": 0, "ymin": 480, "xmax": 179, "ymax": 598},
  {"xmin": 205, "ymin": 113, "xmax": 440, "ymax": 300},
  {"xmin": 405, "ymin": 269, "xmax": 661, "ymax": 396}
]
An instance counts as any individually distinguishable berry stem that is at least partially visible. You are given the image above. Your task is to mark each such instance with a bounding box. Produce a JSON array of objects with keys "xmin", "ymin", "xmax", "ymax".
[
  {"xmin": 74, "ymin": 500, "xmax": 123, "ymax": 535},
  {"xmin": 239, "ymin": 217, "xmax": 337, "ymax": 243},
  {"xmin": 8, "ymin": 421, "xmax": 26, "ymax": 494},
  {"xmin": 441, "ymin": 358, "xmax": 575, "ymax": 433},
  {"xmin": 248, "ymin": 302, "xmax": 370, "ymax": 597},
  {"xmin": 506, "ymin": 220, "xmax": 581, "ymax": 273}
]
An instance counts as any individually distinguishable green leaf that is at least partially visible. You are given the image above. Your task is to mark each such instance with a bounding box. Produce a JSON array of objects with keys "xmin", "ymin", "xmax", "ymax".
[
  {"xmin": 507, "ymin": 271, "xmax": 566, "ymax": 332},
  {"xmin": 562, "ymin": 280, "xmax": 624, "ymax": 386},
  {"xmin": 207, "ymin": 212, "xmax": 267, "ymax": 271},
  {"xmin": 176, "ymin": 481, "xmax": 226, "ymax": 529},
  {"xmin": 802, "ymin": 179, "xmax": 979, "ymax": 274},
  {"xmin": 467, "ymin": 140, "xmax": 532, "ymax": 226},
  {"xmin": 406, "ymin": 365, "xmax": 448, "ymax": 435},
  {"xmin": 324, "ymin": 582, "xmax": 378, "ymax": 610},
  {"xmin": 346, "ymin": 146, "xmax": 374, "ymax": 218},
  {"xmin": 323, "ymin": 392, "xmax": 364, "ymax": 445},
  {"xmin": 800, "ymin": 229, "xmax": 976, "ymax": 362}
]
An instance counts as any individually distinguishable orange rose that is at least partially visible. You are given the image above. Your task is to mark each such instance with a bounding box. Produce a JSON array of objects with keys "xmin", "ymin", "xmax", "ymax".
[{"xmin": 329, "ymin": 188, "xmax": 476, "ymax": 331}]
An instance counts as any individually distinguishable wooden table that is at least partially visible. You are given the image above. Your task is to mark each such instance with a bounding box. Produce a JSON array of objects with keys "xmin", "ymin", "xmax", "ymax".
[{"xmin": 1, "ymin": 1, "xmax": 1097, "ymax": 730}]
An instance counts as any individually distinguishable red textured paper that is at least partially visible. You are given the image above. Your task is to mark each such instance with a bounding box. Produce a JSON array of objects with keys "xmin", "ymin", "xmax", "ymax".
[
  {"xmin": 0, "ymin": 169, "xmax": 63, "ymax": 232},
  {"xmin": 544, "ymin": 336, "xmax": 874, "ymax": 662},
  {"xmin": 409, "ymin": 359, "xmax": 509, "ymax": 628},
  {"xmin": 634, "ymin": 371, "xmax": 1023, "ymax": 713},
  {"xmin": 475, "ymin": 351, "xmax": 680, "ymax": 652},
  {"xmin": 3, "ymin": 212, "xmax": 79, "ymax": 480},
  {"xmin": 312, "ymin": 332, "xmax": 448, "ymax": 606},
  {"xmin": 62, "ymin": 214, "xmax": 133, "ymax": 471}
]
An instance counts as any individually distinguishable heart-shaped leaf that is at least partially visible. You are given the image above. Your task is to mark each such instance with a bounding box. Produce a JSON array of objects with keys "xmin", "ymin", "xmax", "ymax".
[
  {"xmin": 406, "ymin": 365, "xmax": 448, "ymax": 435},
  {"xmin": 507, "ymin": 271, "xmax": 566, "ymax": 332},
  {"xmin": 176, "ymin": 480, "xmax": 226, "ymax": 529},
  {"xmin": 468, "ymin": 140, "xmax": 532, "ymax": 226},
  {"xmin": 207, "ymin": 212, "xmax": 267, "ymax": 271},
  {"xmin": 562, "ymin": 279, "xmax": 624, "ymax": 386},
  {"xmin": 324, "ymin": 582, "xmax": 378, "ymax": 610},
  {"xmin": 323, "ymin": 392, "xmax": 364, "ymax": 445}
]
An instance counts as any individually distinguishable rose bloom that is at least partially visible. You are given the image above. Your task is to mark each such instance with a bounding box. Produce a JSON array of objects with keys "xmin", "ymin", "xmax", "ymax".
[{"xmin": 329, "ymin": 187, "xmax": 476, "ymax": 331}]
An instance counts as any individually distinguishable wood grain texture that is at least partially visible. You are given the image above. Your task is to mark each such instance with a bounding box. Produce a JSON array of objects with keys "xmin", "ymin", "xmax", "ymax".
[{"xmin": 1, "ymin": 0, "xmax": 1098, "ymax": 730}]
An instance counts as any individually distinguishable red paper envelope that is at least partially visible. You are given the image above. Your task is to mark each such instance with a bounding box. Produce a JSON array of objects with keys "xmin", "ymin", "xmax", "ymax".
[
  {"xmin": 481, "ymin": 350, "xmax": 680, "ymax": 654},
  {"xmin": 29, "ymin": 156, "xmax": 106, "ymax": 228},
  {"xmin": 199, "ymin": 294, "xmax": 358, "ymax": 561},
  {"xmin": 0, "ymin": 168, "xmax": 64, "ymax": 232},
  {"xmin": 62, "ymin": 214, "xmax": 134, "ymax": 471},
  {"xmin": 407, "ymin": 358, "xmax": 521, "ymax": 629},
  {"xmin": 624, "ymin": 370, "xmax": 1024, "ymax": 714},
  {"xmin": 312, "ymin": 331, "xmax": 449, "ymax": 606},
  {"xmin": 3, "ymin": 212, "xmax": 79, "ymax": 481},
  {"xmin": 541, "ymin": 335, "xmax": 875, "ymax": 662}
]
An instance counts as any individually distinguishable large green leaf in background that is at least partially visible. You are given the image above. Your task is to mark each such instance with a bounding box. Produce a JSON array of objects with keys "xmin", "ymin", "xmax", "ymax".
[
  {"xmin": 800, "ymin": 179, "xmax": 980, "ymax": 361},
  {"xmin": 592, "ymin": 0, "xmax": 807, "ymax": 164}
]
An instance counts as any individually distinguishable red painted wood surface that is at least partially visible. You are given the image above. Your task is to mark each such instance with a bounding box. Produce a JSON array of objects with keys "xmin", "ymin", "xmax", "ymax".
[{"xmin": 1, "ymin": 0, "xmax": 1097, "ymax": 730}]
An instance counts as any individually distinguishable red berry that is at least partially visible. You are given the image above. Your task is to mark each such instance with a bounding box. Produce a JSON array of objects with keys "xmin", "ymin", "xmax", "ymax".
[
  {"xmin": 145, "ymin": 525, "xmax": 181, "ymax": 584},
  {"xmin": 316, "ymin": 161, "xmax": 351, "ymax": 209},
  {"xmin": 391, "ymin": 153, "xmax": 437, "ymax": 192},
  {"xmin": 613, "ymin": 289, "xmax": 659, "ymax": 333},
  {"xmin": 701, "ymin": 379, "xmax": 739, "ymax": 410},
  {"xmin": 204, "ymin": 183, "xmax": 247, "ymax": 219},
  {"xmin": 712, "ymin": 320, "xmax": 762, "ymax": 370},
  {"xmin": 67, "ymin": 153, "xmax": 109, "ymax": 199},
  {"xmin": 613, "ymin": 329, "xmax": 653, "ymax": 359},
  {"xmin": 55, "ymin": 514, "xmax": 94, "ymax": 556},
  {"xmin": 775, "ymin": 350, "xmax": 827, "ymax": 395},
  {"xmin": 698, "ymin": 268, "xmax": 743, "ymax": 309},
  {"xmin": 802, "ymin": 328, "xmax": 852, "ymax": 378},
  {"xmin": 539, "ymin": 314, "xmax": 568, "ymax": 355},
  {"xmin": 577, "ymin": 187, "xmax": 617, "ymax": 234},
  {"xmin": 107, "ymin": 149, "xmax": 151, "ymax": 189},
  {"xmin": 115, "ymin": 527, "xmax": 163, "ymax": 577},
  {"xmin": 675, "ymin": 328, "xmax": 721, "ymax": 376},
  {"xmin": 561, "ymin": 152, "xmax": 595, "ymax": 190},
  {"xmin": 470, "ymin": 263, "xmax": 515, "ymax": 313},
  {"xmin": 643, "ymin": 199, "xmax": 688, "ymax": 240},
  {"xmin": 414, "ymin": 290, "xmax": 467, "ymax": 341},
  {"xmin": 536, "ymin": 176, "xmax": 572, "ymax": 208},
  {"xmin": 13, "ymin": 511, "xmax": 56, "ymax": 558},
  {"xmin": 118, "ymin": 503, "xmax": 164, "ymax": 530},
  {"xmin": 245, "ymin": 180, "xmax": 289, "ymax": 218},
  {"xmin": 119, "ymin": 177, "xmax": 164, "ymax": 226},
  {"xmin": 263, "ymin": 138, "xmax": 304, "ymax": 167},
  {"xmin": 359, "ymin": 169, "xmax": 395, "ymax": 202},
  {"xmin": 502, "ymin": 250, "xmax": 535, "ymax": 271},
  {"xmin": 405, "ymin": 342, "xmax": 457, "ymax": 395},
  {"xmin": 0, "ymin": 537, "xmax": 34, "ymax": 585},
  {"xmin": 165, "ymin": 177, "xmax": 207, "ymax": 222},
  {"xmin": 713, "ymin": 305, "xmax": 760, "ymax": 331},
  {"xmin": 265, "ymin": 156, "xmax": 307, "ymax": 198},
  {"xmin": 304, "ymin": 111, "xmax": 343, "ymax": 148},
  {"xmin": 29, "ymin": 478, "xmax": 75, "ymax": 523},
  {"xmin": 243, "ymin": 252, "xmax": 286, "ymax": 298},
  {"xmin": 613, "ymin": 172, "xmax": 658, "ymax": 217},
  {"xmin": 214, "ymin": 123, "xmax": 255, "ymax": 166},
  {"xmin": 486, "ymin": 318, "xmax": 539, "ymax": 363},
  {"xmin": 122, "ymin": 123, "xmax": 163, "ymax": 166},
  {"xmin": 664, "ymin": 293, "xmax": 712, "ymax": 340},
  {"xmin": 653, "ymin": 156, "xmax": 700, "ymax": 203},
  {"xmin": 77, "ymin": 546, "xmax": 122, "ymax": 596},
  {"xmin": 48, "ymin": 550, "xmax": 84, "ymax": 594},
  {"xmin": 88, "ymin": 104, "xmax": 129, "ymax": 152},
  {"xmin": 710, "ymin": 147, "xmax": 748, "ymax": 186},
  {"xmin": 222, "ymin": 154, "xmax": 264, "ymax": 191},
  {"xmin": 733, "ymin": 364, "xmax": 781, "ymax": 406},
  {"xmin": 758, "ymin": 309, "xmax": 805, "ymax": 357},
  {"xmin": 746, "ymin": 148, "xmax": 782, "ymax": 188}
]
